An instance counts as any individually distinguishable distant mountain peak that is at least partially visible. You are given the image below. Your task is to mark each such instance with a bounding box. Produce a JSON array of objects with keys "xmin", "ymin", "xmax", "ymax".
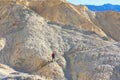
[
  {"xmin": 103, "ymin": 3, "xmax": 112, "ymax": 6},
  {"xmin": 86, "ymin": 4, "xmax": 120, "ymax": 12}
]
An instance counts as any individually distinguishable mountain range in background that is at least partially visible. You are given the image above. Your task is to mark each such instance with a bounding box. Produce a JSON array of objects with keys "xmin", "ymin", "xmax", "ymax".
[{"xmin": 86, "ymin": 4, "xmax": 120, "ymax": 12}]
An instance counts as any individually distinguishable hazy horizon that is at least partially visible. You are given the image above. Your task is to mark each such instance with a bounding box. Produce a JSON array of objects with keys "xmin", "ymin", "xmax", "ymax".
[{"xmin": 67, "ymin": 0, "xmax": 120, "ymax": 5}]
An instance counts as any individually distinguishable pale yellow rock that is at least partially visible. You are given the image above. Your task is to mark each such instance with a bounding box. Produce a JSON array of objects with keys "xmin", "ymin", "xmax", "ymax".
[
  {"xmin": 0, "ymin": 1, "xmax": 120, "ymax": 80},
  {"xmin": 0, "ymin": 38, "xmax": 6, "ymax": 51}
]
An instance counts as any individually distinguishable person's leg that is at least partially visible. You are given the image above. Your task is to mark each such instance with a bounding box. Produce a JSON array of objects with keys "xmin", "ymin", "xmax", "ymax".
[
  {"xmin": 52, "ymin": 58, "xmax": 54, "ymax": 62},
  {"xmin": 52, "ymin": 58, "xmax": 55, "ymax": 62}
]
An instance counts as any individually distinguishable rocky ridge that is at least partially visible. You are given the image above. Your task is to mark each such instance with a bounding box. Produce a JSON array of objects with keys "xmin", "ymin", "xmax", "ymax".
[
  {"xmin": 0, "ymin": 1, "xmax": 120, "ymax": 80},
  {"xmin": 90, "ymin": 11, "xmax": 120, "ymax": 42},
  {"xmin": 23, "ymin": 0, "xmax": 120, "ymax": 42},
  {"xmin": 1, "ymin": 0, "xmax": 120, "ymax": 43},
  {"xmin": 0, "ymin": 63, "xmax": 46, "ymax": 80},
  {"xmin": 21, "ymin": 0, "xmax": 107, "ymax": 37}
]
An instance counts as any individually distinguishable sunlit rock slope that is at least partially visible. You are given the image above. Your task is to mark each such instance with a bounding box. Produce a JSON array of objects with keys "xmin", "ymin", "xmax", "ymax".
[{"xmin": 0, "ymin": 1, "xmax": 120, "ymax": 80}]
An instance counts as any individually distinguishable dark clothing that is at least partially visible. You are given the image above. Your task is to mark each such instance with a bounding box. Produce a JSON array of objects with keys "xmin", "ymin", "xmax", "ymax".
[{"xmin": 52, "ymin": 52, "xmax": 55, "ymax": 59}]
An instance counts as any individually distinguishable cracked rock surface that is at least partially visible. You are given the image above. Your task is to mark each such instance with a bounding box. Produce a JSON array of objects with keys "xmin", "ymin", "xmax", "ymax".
[{"xmin": 0, "ymin": 3, "xmax": 120, "ymax": 80}]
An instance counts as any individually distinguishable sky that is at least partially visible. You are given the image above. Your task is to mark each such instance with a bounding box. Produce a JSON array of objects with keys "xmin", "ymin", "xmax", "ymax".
[{"xmin": 67, "ymin": 0, "xmax": 120, "ymax": 5}]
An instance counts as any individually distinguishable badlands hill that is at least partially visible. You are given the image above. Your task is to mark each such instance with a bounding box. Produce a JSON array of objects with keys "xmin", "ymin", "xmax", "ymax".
[
  {"xmin": 2, "ymin": 0, "xmax": 120, "ymax": 42},
  {"xmin": 91, "ymin": 11, "xmax": 120, "ymax": 42},
  {"xmin": 24, "ymin": 0, "xmax": 107, "ymax": 37},
  {"xmin": 1, "ymin": 0, "xmax": 120, "ymax": 42},
  {"xmin": 23, "ymin": 0, "xmax": 120, "ymax": 42},
  {"xmin": 0, "ymin": 0, "xmax": 120, "ymax": 80}
]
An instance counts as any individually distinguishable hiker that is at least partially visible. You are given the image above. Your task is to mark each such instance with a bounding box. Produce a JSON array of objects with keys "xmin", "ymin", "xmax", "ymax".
[{"xmin": 51, "ymin": 51, "xmax": 55, "ymax": 61}]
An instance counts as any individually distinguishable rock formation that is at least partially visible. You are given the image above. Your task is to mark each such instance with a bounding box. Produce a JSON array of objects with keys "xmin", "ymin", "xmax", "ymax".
[
  {"xmin": 0, "ymin": 1, "xmax": 120, "ymax": 80},
  {"xmin": 0, "ymin": 3, "xmax": 65, "ymax": 80},
  {"xmin": 0, "ymin": 63, "xmax": 47, "ymax": 80},
  {"xmin": 25, "ymin": 0, "xmax": 107, "ymax": 37},
  {"xmin": 1, "ymin": 0, "xmax": 120, "ymax": 43},
  {"xmin": 90, "ymin": 11, "xmax": 120, "ymax": 42},
  {"xmin": 25, "ymin": 0, "xmax": 120, "ymax": 42}
]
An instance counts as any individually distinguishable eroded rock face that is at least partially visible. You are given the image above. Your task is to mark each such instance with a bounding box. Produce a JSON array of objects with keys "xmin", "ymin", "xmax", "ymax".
[
  {"xmin": 66, "ymin": 41, "xmax": 120, "ymax": 80},
  {"xmin": 20, "ymin": 0, "xmax": 107, "ymax": 37},
  {"xmin": 0, "ymin": 63, "xmax": 46, "ymax": 80},
  {"xmin": 0, "ymin": 2, "xmax": 120, "ymax": 80},
  {"xmin": 94, "ymin": 12, "xmax": 120, "ymax": 42},
  {"xmin": 0, "ymin": 4, "xmax": 65, "ymax": 80}
]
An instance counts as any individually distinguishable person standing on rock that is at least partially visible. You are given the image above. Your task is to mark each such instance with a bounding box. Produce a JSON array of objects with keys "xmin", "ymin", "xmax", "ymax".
[{"xmin": 51, "ymin": 51, "xmax": 55, "ymax": 62}]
